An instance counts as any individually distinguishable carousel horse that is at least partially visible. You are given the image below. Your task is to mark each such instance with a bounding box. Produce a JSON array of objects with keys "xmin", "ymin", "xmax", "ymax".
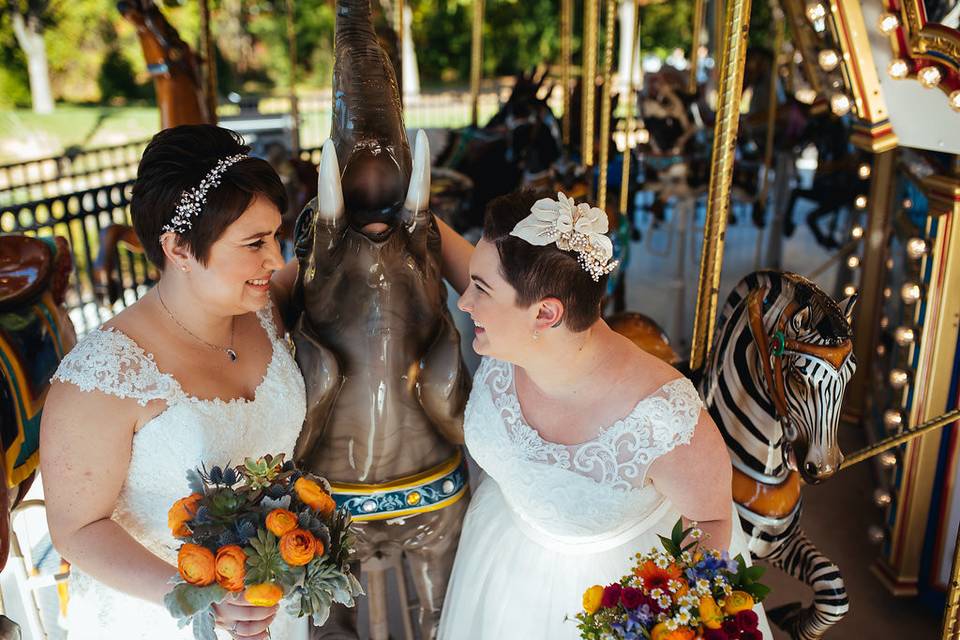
[
  {"xmin": 698, "ymin": 270, "xmax": 856, "ymax": 640},
  {"xmin": 117, "ymin": 0, "xmax": 209, "ymax": 128},
  {"xmin": 291, "ymin": 1, "xmax": 470, "ymax": 637},
  {"xmin": 0, "ymin": 235, "xmax": 77, "ymax": 636},
  {"xmin": 435, "ymin": 68, "xmax": 564, "ymax": 231},
  {"xmin": 613, "ymin": 270, "xmax": 855, "ymax": 640}
]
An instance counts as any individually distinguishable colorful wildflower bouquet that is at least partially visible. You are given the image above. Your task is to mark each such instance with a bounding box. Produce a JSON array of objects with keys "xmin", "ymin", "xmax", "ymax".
[
  {"xmin": 164, "ymin": 454, "xmax": 363, "ymax": 639},
  {"xmin": 576, "ymin": 519, "xmax": 770, "ymax": 640}
]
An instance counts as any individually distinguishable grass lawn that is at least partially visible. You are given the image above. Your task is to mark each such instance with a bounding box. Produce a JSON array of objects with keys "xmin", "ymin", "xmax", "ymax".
[{"xmin": 0, "ymin": 105, "xmax": 160, "ymax": 164}]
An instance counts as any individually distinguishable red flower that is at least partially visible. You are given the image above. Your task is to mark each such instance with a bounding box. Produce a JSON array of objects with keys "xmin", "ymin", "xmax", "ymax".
[
  {"xmin": 739, "ymin": 630, "xmax": 762, "ymax": 640},
  {"xmin": 601, "ymin": 583, "xmax": 622, "ymax": 608},
  {"xmin": 736, "ymin": 609, "xmax": 759, "ymax": 631},
  {"xmin": 703, "ymin": 630, "xmax": 730, "ymax": 640},
  {"xmin": 721, "ymin": 620, "xmax": 741, "ymax": 638},
  {"xmin": 620, "ymin": 586, "xmax": 644, "ymax": 609}
]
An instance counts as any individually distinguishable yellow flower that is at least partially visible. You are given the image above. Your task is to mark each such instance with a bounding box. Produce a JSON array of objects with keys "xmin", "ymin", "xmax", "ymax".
[
  {"xmin": 294, "ymin": 477, "xmax": 337, "ymax": 518},
  {"xmin": 265, "ymin": 508, "xmax": 299, "ymax": 537},
  {"xmin": 582, "ymin": 585, "xmax": 604, "ymax": 615},
  {"xmin": 699, "ymin": 595, "xmax": 724, "ymax": 629},
  {"xmin": 177, "ymin": 543, "xmax": 216, "ymax": 587},
  {"xmin": 167, "ymin": 494, "xmax": 202, "ymax": 537},
  {"xmin": 244, "ymin": 583, "xmax": 284, "ymax": 607},
  {"xmin": 723, "ymin": 590, "xmax": 755, "ymax": 615}
]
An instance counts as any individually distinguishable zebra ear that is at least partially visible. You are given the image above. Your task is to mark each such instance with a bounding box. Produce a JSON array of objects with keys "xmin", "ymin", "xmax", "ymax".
[
  {"xmin": 789, "ymin": 306, "xmax": 811, "ymax": 334},
  {"xmin": 837, "ymin": 293, "xmax": 859, "ymax": 323}
]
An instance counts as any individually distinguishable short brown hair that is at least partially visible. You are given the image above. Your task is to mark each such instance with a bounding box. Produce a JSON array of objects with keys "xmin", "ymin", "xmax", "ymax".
[
  {"xmin": 131, "ymin": 125, "xmax": 288, "ymax": 267},
  {"xmin": 482, "ymin": 190, "xmax": 608, "ymax": 332}
]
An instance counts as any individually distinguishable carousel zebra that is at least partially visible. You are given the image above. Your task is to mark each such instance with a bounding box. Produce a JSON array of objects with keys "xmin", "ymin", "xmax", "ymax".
[{"xmin": 699, "ymin": 270, "xmax": 857, "ymax": 640}]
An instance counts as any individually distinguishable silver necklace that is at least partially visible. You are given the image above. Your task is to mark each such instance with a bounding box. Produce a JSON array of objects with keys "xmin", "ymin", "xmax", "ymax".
[{"xmin": 157, "ymin": 285, "xmax": 238, "ymax": 362}]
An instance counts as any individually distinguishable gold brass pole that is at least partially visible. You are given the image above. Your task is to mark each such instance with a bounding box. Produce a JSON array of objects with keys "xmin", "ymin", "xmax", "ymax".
[
  {"xmin": 561, "ymin": 0, "xmax": 573, "ymax": 148},
  {"xmin": 713, "ymin": 0, "xmax": 724, "ymax": 73},
  {"xmin": 619, "ymin": 0, "xmax": 641, "ymax": 216},
  {"xmin": 597, "ymin": 0, "xmax": 617, "ymax": 208},
  {"xmin": 198, "ymin": 0, "xmax": 218, "ymax": 124},
  {"xmin": 689, "ymin": 0, "xmax": 706, "ymax": 94},
  {"xmin": 395, "ymin": 0, "xmax": 405, "ymax": 102},
  {"xmin": 689, "ymin": 0, "xmax": 753, "ymax": 370},
  {"xmin": 582, "ymin": 0, "xmax": 600, "ymax": 169},
  {"xmin": 840, "ymin": 409, "xmax": 960, "ymax": 470},
  {"xmin": 285, "ymin": 0, "xmax": 300, "ymax": 153},
  {"xmin": 470, "ymin": 0, "xmax": 485, "ymax": 127},
  {"xmin": 943, "ymin": 525, "xmax": 960, "ymax": 639},
  {"xmin": 756, "ymin": 3, "xmax": 783, "ymax": 210}
]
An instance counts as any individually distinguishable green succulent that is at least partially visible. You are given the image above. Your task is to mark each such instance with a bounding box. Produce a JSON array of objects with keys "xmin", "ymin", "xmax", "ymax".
[
  {"xmin": 244, "ymin": 529, "xmax": 299, "ymax": 588},
  {"xmin": 208, "ymin": 488, "xmax": 244, "ymax": 518},
  {"xmin": 238, "ymin": 454, "xmax": 294, "ymax": 493}
]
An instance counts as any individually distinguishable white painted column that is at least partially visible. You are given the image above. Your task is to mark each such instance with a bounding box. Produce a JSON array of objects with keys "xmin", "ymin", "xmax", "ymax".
[
  {"xmin": 402, "ymin": 5, "xmax": 421, "ymax": 98},
  {"xmin": 616, "ymin": 0, "xmax": 641, "ymax": 92}
]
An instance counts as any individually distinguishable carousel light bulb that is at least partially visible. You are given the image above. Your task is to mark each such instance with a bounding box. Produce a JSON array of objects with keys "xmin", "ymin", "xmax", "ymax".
[
  {"xmin": 873, "ymin": 488, "xmax": 893, "ymax": 507},
  {"xmin": 831, "ymin": 93, "xmax": 852, "ymax": 116},
  {"xmin": 613, "ymin": 130, "xmax": 628, "ymax": 153},
  {"xmin": 889, "ymin": 368, "xmax": 910, "ymax": 389},
  {"xmin": 880, "ymin": 316, "xmax": 890, "ymax": 329},
  {"xmin": 795, "ymin": 88, "xmax": 818, "ymax": 105},
  {"xmin": 819, "ymin": 49, "xmax": 840, "ymax": 71},
  {"xmin": 883, "ymin": 287, "xmax": 892, "ymax": 299},
  {"xmin": 903, "ymin": 198, "xmax": 913, "ymax": 209},
  {"xmin": 884, "ymin": 409, "xmax": 904, "ymax": 430},
  {"xmin": 806, "ymin": 2, "xmax": 827, "ymax": 22},
  {"xmin": 867, "ymin": 525, "xmax": 886, "ymax": 544},
  {"xmin": 950, "ymin": 90, "xmax": 960, "ymax": 113},
  {"xmin": 894, "ymin": 326, "xmax": 915, "ymax": 346},
  {"xmin": 918, "ymin": 66, "xmax": 942, "ymax": 88},
  {"xmin": 855, "ymin": 194, "xmax": 868, "ymax": 209},
  {"xmin": 636, "ymin": 128, "xmax": 650, "ymax": 145},
  {"xmin": 843, "ymin": 284, "xmax": 857, "ymax": 297},
  {"xmin": 879, "ymin": 451, "xmax": 898, "ymax": 468},
  {"xmin": 851, "ymin": 225, "xmax": 864, "ymax": 239},
  {"xmin": 901, "ymin": 282, "xmax": 922, "ymax": 304},
  {"xmin": 858, "ymin": 163, "xmax": 872, "ymax": 179},
  {"xmin": 906, "ymin": 237, "xmax": 928, "ymax": 259},
  {"xmin": 886, "ymin": 257, "xmax": 895, "ymax": 270},
  {"xmin": 887, "ymin": 59, "xmax": 909, "ymax": 80},
  {"xmin": 877, "ymin": 344, "xmax": 887, "ymax": 356},
  {"xmin": 878, "ymin": 12, "xmax": 900, "ymax": 34},
  {"xmin": 847, "ymin": 255, "xmax": 861, "ymax": 269}
]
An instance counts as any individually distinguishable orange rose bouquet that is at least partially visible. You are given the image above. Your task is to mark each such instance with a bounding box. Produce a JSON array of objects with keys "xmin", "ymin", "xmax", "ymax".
[
  {"xmin": 574, "ymin": 519, "xmax": 770, "ymax": 640},
  {"xmin": 163, "ymin": 454, "xmax": 362, "ymax": 638}
]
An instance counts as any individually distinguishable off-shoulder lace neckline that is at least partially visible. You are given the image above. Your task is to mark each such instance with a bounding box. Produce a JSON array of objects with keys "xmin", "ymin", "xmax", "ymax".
[
  {"xmin": 94, "ymin": 308, "xmax": 280, "ymax": 407},
  {"xmin": 503, "ymin": 360, "xmax": 692, "ymax": 448}
]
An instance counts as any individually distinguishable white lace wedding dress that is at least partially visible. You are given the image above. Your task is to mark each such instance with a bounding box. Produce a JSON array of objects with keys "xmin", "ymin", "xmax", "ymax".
[
  {"xmin": 438, "ymin": 357, "xmax": 771, "ymax": 639},
  {"xmin": 51, "ymin": 306, "xmax": 309, "ymax": 640}
]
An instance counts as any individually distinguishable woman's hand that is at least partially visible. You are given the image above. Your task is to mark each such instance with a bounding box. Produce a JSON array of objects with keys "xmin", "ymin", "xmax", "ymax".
[{"xmin": 213, "ymin": 593, "xmax": 279, "ymax": 639}]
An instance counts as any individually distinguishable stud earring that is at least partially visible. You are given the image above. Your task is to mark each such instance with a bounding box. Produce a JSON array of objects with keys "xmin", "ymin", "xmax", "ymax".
[{"xmin": 532, "ymin": 331, "xmax": 540, "ymax": 341}]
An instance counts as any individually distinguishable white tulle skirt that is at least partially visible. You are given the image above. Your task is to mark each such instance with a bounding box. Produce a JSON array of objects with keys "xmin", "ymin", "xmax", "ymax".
[{"xmin": 438, "ymin": 476, "xmax": 772, "ymax": 640}]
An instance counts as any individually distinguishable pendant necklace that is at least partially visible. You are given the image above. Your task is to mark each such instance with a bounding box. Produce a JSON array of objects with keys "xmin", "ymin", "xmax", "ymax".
[{"xmin": 157, "ymin": 285, "xmax": 238, "ymax": 362}]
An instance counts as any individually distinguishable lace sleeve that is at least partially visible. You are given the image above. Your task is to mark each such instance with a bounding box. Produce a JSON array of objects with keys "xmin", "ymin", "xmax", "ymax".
[
  {"xmin": 641, "ymin": 377, "xmax": 702, "ymax": 460},
  {"xmin": 51, "ymin": 329, "xmax": 181, "ymax": 407}
]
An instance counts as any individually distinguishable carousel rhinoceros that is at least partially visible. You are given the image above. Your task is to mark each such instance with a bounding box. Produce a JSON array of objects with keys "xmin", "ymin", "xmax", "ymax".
[{"xmin": 291, "ymin": 0, "xmax": 470, "ymax": 637}]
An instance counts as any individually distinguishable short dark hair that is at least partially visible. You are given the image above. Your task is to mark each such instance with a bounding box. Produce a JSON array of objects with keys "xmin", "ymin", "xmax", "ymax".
[
  {"xmin": 131, "ymin": 124, "xmax": 288, "ymax": 267},
  {"xmin": 482, "ymin": 190, "xmax": 608, "ymax": 332}
]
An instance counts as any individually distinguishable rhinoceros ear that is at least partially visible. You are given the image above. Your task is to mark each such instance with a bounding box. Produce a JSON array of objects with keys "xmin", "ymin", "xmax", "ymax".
[
  {"xmin": 837, "ymin": 293, "xmax": 858, "ymax": 323},
  {"xmin": 404, "ymin": 129, "xmax": 431, "ymax": 214},
  {"xmin": 317, "ymin": 138, "xmax": 344, "ymax": 222}
]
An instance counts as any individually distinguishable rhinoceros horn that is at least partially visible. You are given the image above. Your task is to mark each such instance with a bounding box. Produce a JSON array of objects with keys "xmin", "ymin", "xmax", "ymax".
[{"xmin": 328, "ymin": 0, "xmax": 412, "ymax": 234}]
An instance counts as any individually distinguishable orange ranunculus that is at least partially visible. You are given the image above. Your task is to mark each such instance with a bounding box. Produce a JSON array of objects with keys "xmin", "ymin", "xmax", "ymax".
[
  {"xmin": 699, "ymin": 595, "xmax": 724, "ymax": 629},
  {"xmin": 278, "ymin": 528, "xmax": 316, "ymax": 566},
  {"xmin": 294, "ymin": 478, "xmax": 336, "ymax": 518},
  {"xmin": 662, "ymin": 629, "xmax": 696, "ymax": 640},
  {"xmin": 582, "ymin": 585, "xmax": 604, "ymax": 615},
  {"xmin": 723, "ymin": 590, "xmax": 755, "ymax": 615},
  {"xmin": 635, "ymin": 560, "xmax": 683, "ymax": 593},
  {"xmin": 168, "ymin": 494, "xmax": 203, "ymax": 537},
  {"xmin": 214, "ymin": 545, "xmax": 247, "ymax": 592},
  {"xmin": 265, "ymin": 508, "xmax": 299, "ymax": 537},
  {"xmin": 244, "ymin": 583, "xmax": 284, "ymax": 607},
  {"xmin": 177, "ymin": 543, "xmax": 216, "ymax": 587},
  {"xmin": 314, "ymin": 536, "xmax": 326, "ymax": 559}
]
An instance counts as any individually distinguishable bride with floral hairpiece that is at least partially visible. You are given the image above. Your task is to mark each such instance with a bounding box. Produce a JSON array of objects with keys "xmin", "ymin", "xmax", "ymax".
[{"xmin": 434, "ymin": 190, "xmax": 771, "ymax": 639}]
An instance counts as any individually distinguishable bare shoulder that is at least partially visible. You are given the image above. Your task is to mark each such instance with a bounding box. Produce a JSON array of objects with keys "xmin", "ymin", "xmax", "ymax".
[{"xmin": 614, "ymin": 332, "xmax": 689, "ymax": 398}]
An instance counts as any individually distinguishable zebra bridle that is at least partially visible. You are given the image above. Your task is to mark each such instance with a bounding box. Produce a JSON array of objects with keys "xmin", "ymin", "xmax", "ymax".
[{"xmin": 745, "ymin": 288, "xmax": 853, "ymax": 474}]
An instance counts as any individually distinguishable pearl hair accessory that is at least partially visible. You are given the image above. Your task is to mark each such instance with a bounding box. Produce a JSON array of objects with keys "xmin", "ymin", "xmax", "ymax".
[
  {"xmin": 161, "ymin": 154, "xmax": 248, "ymax": 235},
  {"xmin": 509, "ymin": 192, "xmax": 619, "ymax": 282}
]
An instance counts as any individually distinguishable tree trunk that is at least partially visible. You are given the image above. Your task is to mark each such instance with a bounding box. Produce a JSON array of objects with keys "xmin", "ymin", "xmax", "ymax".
[{"xmin": 10, "ymin": 11, "xmax": 54, "ymax": 114}]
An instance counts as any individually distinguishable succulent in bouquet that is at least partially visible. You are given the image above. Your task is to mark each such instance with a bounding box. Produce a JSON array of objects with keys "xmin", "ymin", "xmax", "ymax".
[
  {"xmin": 575, "ymin": 519, "xmax": 770, "ymax": 640},
  {"xmin": 164, "ymin": 454, "xmax": 363, "ymax": 639}
]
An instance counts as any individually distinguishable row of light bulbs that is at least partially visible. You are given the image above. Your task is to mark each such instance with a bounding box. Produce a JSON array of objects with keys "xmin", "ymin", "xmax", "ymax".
[
  {"xmin": 876, "ymin": 11, "xmax": 960, "ymax": 112},
  {"xmin": 799, "ymin": 2, "xmax": 856, "ymax": 117}
]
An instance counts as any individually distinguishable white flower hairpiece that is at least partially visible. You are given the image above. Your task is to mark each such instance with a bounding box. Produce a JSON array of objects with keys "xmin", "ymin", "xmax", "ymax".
[
  {"xmin": 162, "ymin": 154, "xmax": 248, "ymax": 235},
  {"xmin": 509, "ymin": 192, "xmax": 619, "ymax": 281}
]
